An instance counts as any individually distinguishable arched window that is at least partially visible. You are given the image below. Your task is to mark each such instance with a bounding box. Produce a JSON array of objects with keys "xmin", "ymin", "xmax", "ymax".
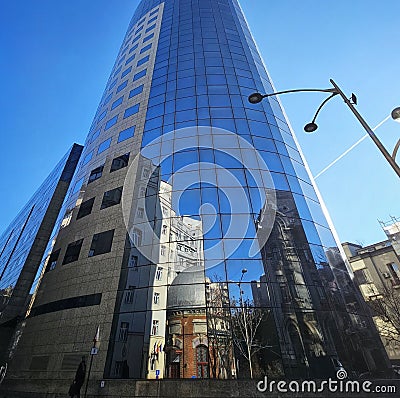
[{"xmin": 196, "ymin": 345, "xmax": 209, "ymax": 378}]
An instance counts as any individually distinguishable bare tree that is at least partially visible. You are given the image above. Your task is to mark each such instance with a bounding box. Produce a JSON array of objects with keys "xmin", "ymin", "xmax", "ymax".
[
  {"xmin": 367, "ymin": 284, "xmax": 400, "ymax": 347},
  {"xmin": 230, "ymin": 297, "xmax": 266, "ymax": 379},
  {"xmin": 206, "ymin": 276, "xmax": 234, "ymax": 379}
]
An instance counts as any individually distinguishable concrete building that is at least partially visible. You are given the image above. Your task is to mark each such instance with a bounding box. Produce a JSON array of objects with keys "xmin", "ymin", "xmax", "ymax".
[
  {"xmin": 0, "ymin": 0, "xmax": 391, "ymax": 396},
  {"xmin": 343, "ymin": 228, "xmax": 400, "ymax": 365}
]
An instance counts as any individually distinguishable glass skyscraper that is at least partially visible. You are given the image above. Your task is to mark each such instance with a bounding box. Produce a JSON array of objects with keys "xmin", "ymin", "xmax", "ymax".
[
  {"xmin": 0, "ymin": 144, "xmax": 82, "ymax": 363},
  {"xmin": 2, "ymin": 0, "xmax": 389, "ymax": 393}
]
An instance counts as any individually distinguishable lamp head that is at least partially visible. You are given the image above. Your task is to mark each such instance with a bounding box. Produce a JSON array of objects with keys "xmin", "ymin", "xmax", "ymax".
[
  {"xmin": 304, "ymin": 122, "xmax": 318, "ymax": 133},
  {"xmin": 248, "ymin": 92, "xmax": 263, "ymax": 104},
  {"xmin": 391, "ymin": 107, "xmax": 400, "ymax": 123},
  {"xmin": 241, "ymin": 268, "xmax": 248, "ymax": 274}
]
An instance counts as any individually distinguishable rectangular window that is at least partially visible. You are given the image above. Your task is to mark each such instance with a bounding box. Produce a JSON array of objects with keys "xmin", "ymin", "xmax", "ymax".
[
  {"xmin": 116, "ymin": 80, "xmax": 128, "ymax": 93},
  {"xmin": 145, "ymin": 24, "xmax": 156, "ymax": 33},
  {"xmin": 97, "ymin": 109, "xmax": 107, "ymax": 123},
  {"xmin": 98, "ymin": 138, "xmax": 112, "ymax": 154},
  {"xmin": 88, "ymin": 229, "xmax": 114, "ymax": 257},
  {"xmin": 101, "ymin": 187, "xmax": 123, "ymax": 209},
  {"xmin": 45, "ymin": 249, "xmax": 60, "ymax": 272},
  {"xmin": 113, "ymin": 65, "xmax": 122, "ymax": 77},
  {"xmin": 129, "ymin": 255, "xmax": 138, "ymax": 267},
  {"xmin": 90, "ymin": 129, "xmax": 100, "ymax": 143},
  {"xmin": 160, "ymin": 245, "xmax": 166, "ymax": 256},
  {"xmin": 111, "ymin": 96, "xmax": 123, "ymax": 110},
  {"xmin": 140, "ymin": 43, "xmax": 152, "ymax": 54},
  {"xmin": 137, "ymin": 207, "xmax": 144, "ymax": 218},
  {"xmin": 143, "ymin": 33, "xmax": 154, "ymax": 43},
  {"xmin": 103, "ymin": 93, "xmax": 112, "ymax": 105},
  {"xmin": 105, "ymin": 116, "xmax": 118, "ymax": 130},
  {"xmin": 125, "ymin": 54, "xmax": 135, "ymax": 65},
  {"xmin": 132, "ymin": 34, "xmax": 141, "ymax": 44},
  {"xmin": 133, "ymin": 69, "xmax": 147, "ymax": 82},
  {"xmin": 110, "ymin": 153, "xmax": 130, "ymax": 172},
  {"xmin": 388, "ymin": 263, "xmax": 400, "ymax": 285},
  {"xmin": 62, "ymin": 239, "xmax": 84, "ymax": 265},
  {"xmin": 125, "ymin": 287, "xmax": 135, "ymax": 304},
  {"xmin": 76, "ymin": 197, "xmax": 95, "ymax": 220},
  {"xmin": 149, "ymin": 8, "xmax": 159, "ymax": 16},
  {"xmin": 136, "ymin": 55, "xmax": 149, "ymax": 67},
  {"xmin": 129, "ymin": 85, "xmax": 144, "ymax": 99},
  {"xmin": 151, "ymin": 320, "xmax": 159, "ymax": 335},
  {"xmin": 155, "ymin": 267, "xmax": 163, "ymax": 281},
  {"xmin": 88, "ymin": 165, "xmax": 104, "ymax": 183},
  {"xmin": 121, "ymin": 66, "xmax": 132, "ymax": 78},
  {"xmin": 135, "ymin": 25, "xmax": 143, "ymax": 35},
  {"xmin": 124, "ymin": 104, "xmax": 140, "ymax": 118},
  {"xmin": 129, "ymin": 43, "xmax": 139, "ymax": 54},
  {"xmin": 72, "ymin": 177, "xmax": 84, "ymax": 194},
  {"xmin": 132, "ymin": 228, "xmax": 142, "ymax": 246},
  {"xmin": 147, "ymin": 16, "xmax": 157, "ymax": 24},
  {"xmin": 82, "ymin": 152, "xmax": 93, "ymax": 166},
  {"xmin": 117, "ymin": 54, "xmax": 126, "ymax": 66},
  {"xmin": 108, "ymin": 79, "xmax": 117, "ymax": 91},
  {"xmin": 118, "ymin": 322, "xmax": 129, "ymax": 341},
  {"xmin": 153, "ymin": 292, "xmax": 160, "ymax": 305},
  {"xmin": 118, "ymin": 126, "xmax": 135, "ymax": 142}
]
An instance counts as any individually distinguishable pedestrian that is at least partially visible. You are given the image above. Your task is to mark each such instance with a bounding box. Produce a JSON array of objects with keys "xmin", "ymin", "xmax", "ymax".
[{"xmin": 68, "ymin": 356, "xmax": 86, "ymax": 398}]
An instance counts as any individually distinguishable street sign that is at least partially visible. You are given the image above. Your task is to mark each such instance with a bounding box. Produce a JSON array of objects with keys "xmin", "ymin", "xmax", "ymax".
[{"xmin": 91, "ymin": 347, "xmax": 98, "ymax": 355}]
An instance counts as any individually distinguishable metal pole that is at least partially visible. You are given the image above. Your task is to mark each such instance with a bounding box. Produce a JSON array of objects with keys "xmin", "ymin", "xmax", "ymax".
[
  {"xmin": 330, "ymin": 79, "xmax": 400, "ymax": 178},
  {"xmin": 83, "ymin": 354, "xmax": 94, "ymax": 398}
]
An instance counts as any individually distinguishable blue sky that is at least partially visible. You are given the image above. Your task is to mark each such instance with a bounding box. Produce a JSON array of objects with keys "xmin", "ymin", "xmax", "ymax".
[{"xmin": 0, "ymin": 0, "xmax": 399, "ymax": 246}]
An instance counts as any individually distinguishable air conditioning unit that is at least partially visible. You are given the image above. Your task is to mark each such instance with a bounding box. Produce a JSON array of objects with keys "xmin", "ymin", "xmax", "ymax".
[{"xmin": 382, "ymin": 272, "xmax": 391, "ymax": 278}]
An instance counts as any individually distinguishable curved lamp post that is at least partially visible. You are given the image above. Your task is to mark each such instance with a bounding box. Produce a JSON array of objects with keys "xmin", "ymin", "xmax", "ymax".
[{"xmin": 248, "ymin": 79, "xmax": 400, "ymax": 178}]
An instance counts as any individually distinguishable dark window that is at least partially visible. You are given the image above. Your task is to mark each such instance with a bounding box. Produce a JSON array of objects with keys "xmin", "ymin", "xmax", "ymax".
[
  {"xmin": 88, "ymin": 229, "xmax": 114, "ymax": 257},
  {"xmin": 29, "ymin": 293, "xmax": 101, "ymax": 317},
  {"xmin": 62, "ymin": 239, "xmax": 84, "ymax": 265},
  {"xmin": 101, "ymin": 187, "xmax": 123, "ymax": 209},
  {"xmin": 88, "ymin": 165, "xmax": 104, "ymax": 184},
  {"xmin": 76, "ymin": 197, "xmax": 95, "ymax": 220},
  {"xmin": 110, "ymin": 153, "xmax": 130, "ymax": 172},
  {"xmin": 45, "ymin": 249, "xmax": 60, "ymax": 272}
]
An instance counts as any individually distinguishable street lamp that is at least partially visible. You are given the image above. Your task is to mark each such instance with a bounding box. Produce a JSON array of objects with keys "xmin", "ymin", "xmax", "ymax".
[{"xmin": 248, "ymin": 79, "xmax": 400, "ymax": 178}]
